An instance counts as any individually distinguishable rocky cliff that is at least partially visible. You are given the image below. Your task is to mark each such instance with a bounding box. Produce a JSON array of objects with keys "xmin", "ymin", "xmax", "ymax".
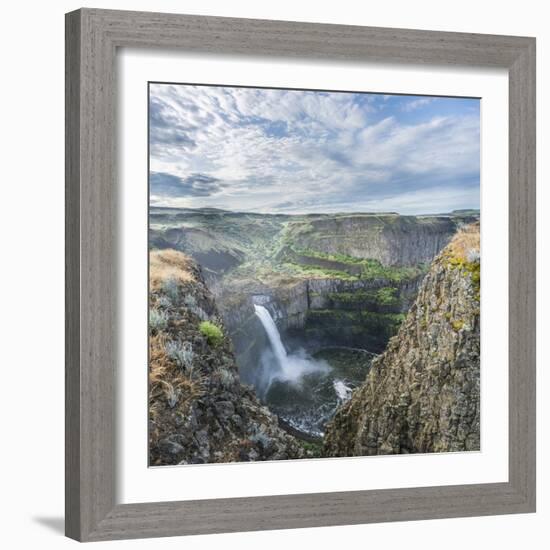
[
  {"xmin": 324, "ymin": 223, "xmax": 480, "ymax": 456},
  {"xmin": 283, "ymin": 214, "xmax": 459, "ymax": 267},
  {"xmin": 148, "ymin": 249, "xmax": 303, "ymax": 465}
]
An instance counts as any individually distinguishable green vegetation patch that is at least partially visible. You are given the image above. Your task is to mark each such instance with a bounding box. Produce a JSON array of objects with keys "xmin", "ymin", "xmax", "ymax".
[
  {"xmin": 372, "ymin": 286, "xmax": 400, "ymax": 306},
  {"xmin": 317, "ymin": 286, "xmax": 401, "ymax": 308},
  {"xmin": 281, "ymin": 261, "xmax": 359, "ymax": 281},
  {"xmin": 359, "ymin": 258, "xmax": 424, "ymax": 282},
  {"xmin": 299, "ymin": 440, "xmax": 323, "ymax": 458},
  {"xmin": 286, "ymin": 247, "xmax": 425, "ymax": 282},
  {"xmin": 199, "ymin": 321, "xmax": 224, "ymax": 346}
]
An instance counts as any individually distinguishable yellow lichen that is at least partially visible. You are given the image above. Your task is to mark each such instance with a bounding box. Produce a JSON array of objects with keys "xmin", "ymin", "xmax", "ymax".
[{"xmin": 452, "ymin": 320, "xmax": 464, "ymax": 331}]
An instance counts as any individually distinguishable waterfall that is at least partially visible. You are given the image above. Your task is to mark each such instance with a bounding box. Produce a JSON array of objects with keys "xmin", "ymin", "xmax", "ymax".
[
  {"xmin": 253, "ymin": 304, "xmax": 289, "ymax": 374},
  {"xmin": 253, "ymin": 304, "xmax": 330, "ymax": 390}
]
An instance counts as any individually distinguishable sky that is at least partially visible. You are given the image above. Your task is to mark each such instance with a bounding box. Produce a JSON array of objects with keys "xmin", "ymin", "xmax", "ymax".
[{"xmin": 149, "ymin": 83, "xmax": 480, "ymax": 215}]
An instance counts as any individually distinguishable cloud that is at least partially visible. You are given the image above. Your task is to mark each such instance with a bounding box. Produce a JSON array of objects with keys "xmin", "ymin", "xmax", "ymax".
[
  {"xmin": 148, "ymin": 84, "xmax": 480, "ymax": 214},
  {"xmin": 400, "ymin": 97, "xmax": 433, "ymax": 112},
  {"xmin": 150, "ymin": 172, "xmax": 224, "ymax": 198},
  {"xmin": 149, "ymin": 97, "xmax": 197, "ymax": 155}
]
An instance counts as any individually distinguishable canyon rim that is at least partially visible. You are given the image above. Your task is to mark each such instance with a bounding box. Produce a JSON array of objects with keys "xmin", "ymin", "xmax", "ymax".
[{"xmin": 147, "ymin": 83, "xmax": 481, "ymax": 465}]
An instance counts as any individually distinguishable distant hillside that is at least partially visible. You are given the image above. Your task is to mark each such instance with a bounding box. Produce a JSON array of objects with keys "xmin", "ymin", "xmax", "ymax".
[{"xmin": 149, "ymin": 207, "xmax": 477, "ymax": 275}]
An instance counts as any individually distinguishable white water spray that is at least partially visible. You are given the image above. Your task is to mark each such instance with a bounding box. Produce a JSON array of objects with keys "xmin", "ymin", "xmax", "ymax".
[
  {"xmin": 253, "ymin": 304, "xmax": 330, "ymax": 389},
  {"xmin": 253, "ymin": 304, "xmax": 288, "ymax": 369},
  {"xmin": 333, "ymin": 379, "xmax": 353, "ymax": 402}
]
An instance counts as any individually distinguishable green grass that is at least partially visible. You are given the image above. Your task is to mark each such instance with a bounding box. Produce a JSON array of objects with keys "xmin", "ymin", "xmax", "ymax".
[
  {"xmin": 372, "ymin": 286, "xmax": 400, "ymax": 306},
  {"xmin": 281, "ymin": 262, "xmax": 359, "ymax": 281},
  {"xmin": 199, "ymin": 321, "xmax": 224, "ymax": 346},
  {"xmin": 287, "ymin": 247, "xmax": 425, "ymax": 282}
]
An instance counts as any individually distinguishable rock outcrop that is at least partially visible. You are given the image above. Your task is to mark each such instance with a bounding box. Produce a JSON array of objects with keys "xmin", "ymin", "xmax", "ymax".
[
  {"xmin": 148, "ymin": 249, "xmax": 303, "ymax": 465},
  {"xmin": 324, "ymin": 224, "xmax": 480, "ymax": 456}
]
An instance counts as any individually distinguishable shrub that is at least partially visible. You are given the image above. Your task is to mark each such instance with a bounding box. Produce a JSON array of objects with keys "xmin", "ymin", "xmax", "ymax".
[
  {"xmin": 374, "ymin": 286, "xmax": 400, "ymax": 306},
  {"xmin": 149, "ymin": 308, "xmax": 168, "ymax": 332},
  {"xmin": 165, "ymin": 340, "xmax": 194, "ymax": 371},
  {"xmin": 156, "ymin": 295, "xmax": 172, "ymax": 309},
  {"xmin": 184, "ymin": 294, "xmax": 197, "ymax": 308},
  {"xmin": 162, "ymin": 278, "xmax": 179, "ymax": 302},
  {"xmin": 199, "ymin": 321, "xmax": 224, "ymax": 346}
]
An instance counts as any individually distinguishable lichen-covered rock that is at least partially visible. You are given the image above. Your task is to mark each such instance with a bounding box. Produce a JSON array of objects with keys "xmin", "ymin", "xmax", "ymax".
[
  {"xmin": 323, "ymin": 223, "xmax": 480, "ymax": 456},
  {"xmin": 148, "ymin": 249, "xmax": 304, "ymax": 465}
]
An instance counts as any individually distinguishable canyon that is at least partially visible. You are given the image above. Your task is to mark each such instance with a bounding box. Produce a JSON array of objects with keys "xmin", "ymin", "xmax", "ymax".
[{"xmin": 149, "ymin": 207, "xmax": 480, "ymax": 461}]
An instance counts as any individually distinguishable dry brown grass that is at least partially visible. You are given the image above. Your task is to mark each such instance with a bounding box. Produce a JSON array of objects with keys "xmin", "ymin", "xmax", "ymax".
[
  {"xmin": 445, "ymin": 222, "xmax": 480, "ymax": 261},
  {"xmin": 149, "ymin": 333, "xmax": 171, "ymax": 386},
  {"xmin": 149, "ymin": 249, "xmax": 194, "ymax": 290}
]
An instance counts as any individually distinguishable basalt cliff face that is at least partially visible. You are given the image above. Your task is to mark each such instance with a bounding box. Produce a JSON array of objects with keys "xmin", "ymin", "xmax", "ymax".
[
  {"xmin": 282, "ymin": 215, "xmax": 458, "ymax": 267},
  {"xmin": 148, "ymin": 249, "xmax": 303, "ymax": 465},
  {"xmin": 324, "ymin": 224, "xmax": 480, "ymax": 456}
]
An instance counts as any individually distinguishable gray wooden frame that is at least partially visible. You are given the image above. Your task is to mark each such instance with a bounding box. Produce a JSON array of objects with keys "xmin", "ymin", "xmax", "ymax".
[{"xmin": 65, "ymin": 8, "xmax": 536, "ymax": 542}]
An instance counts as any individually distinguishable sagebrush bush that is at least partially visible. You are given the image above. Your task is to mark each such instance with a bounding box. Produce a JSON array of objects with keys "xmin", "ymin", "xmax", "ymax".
[
  {"xmin": 156, "ymin": 295, "xmax": 172, "ymax": 309},
  {"xmin": 184, "ymin": 294, "xmax": 197, "ymax": 308},
  {"xmin": 162, "ymin": 278, "xmax": 179, "ymax": 302},
  {"xmin": 149, "ymin": 308, "xmax": 168, "ymax": 332},
  {"xmin": 165, "ymin": 340, "xmax": 194, "ymax": 370},
  {"xmin": 199, "ymin": 321, "xmax": 224, "ymax": 346}
]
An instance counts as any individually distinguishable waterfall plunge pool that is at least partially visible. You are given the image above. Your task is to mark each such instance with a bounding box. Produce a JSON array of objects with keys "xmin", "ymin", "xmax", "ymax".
[{"xmin": 253, "ymin": 304, "xmax": 375, "ymax": 440}]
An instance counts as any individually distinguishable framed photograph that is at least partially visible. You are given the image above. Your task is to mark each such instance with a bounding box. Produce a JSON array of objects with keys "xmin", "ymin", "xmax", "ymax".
[{"xmin": 65, "ymin": 8, "xmax": 536, "ymax": 541}]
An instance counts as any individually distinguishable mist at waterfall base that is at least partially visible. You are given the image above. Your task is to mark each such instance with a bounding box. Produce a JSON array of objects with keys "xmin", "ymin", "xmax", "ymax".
[
  {"xmin": 253, "ymin": 305, "xmax": 330, "ymax": 390},
  {"xmin": 253, "ymin": 304, "xmax": 370, "ymax": 439}
]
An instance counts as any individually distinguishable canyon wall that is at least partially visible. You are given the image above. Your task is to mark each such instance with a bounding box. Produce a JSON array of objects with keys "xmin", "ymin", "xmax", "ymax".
[
  {"xmin": 323, "ymin": 224, "xmax": 481, "ymax": 456},
  {"xmin": 283, "ymin": 215, "xmax": 459, "ymax": 266}
]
